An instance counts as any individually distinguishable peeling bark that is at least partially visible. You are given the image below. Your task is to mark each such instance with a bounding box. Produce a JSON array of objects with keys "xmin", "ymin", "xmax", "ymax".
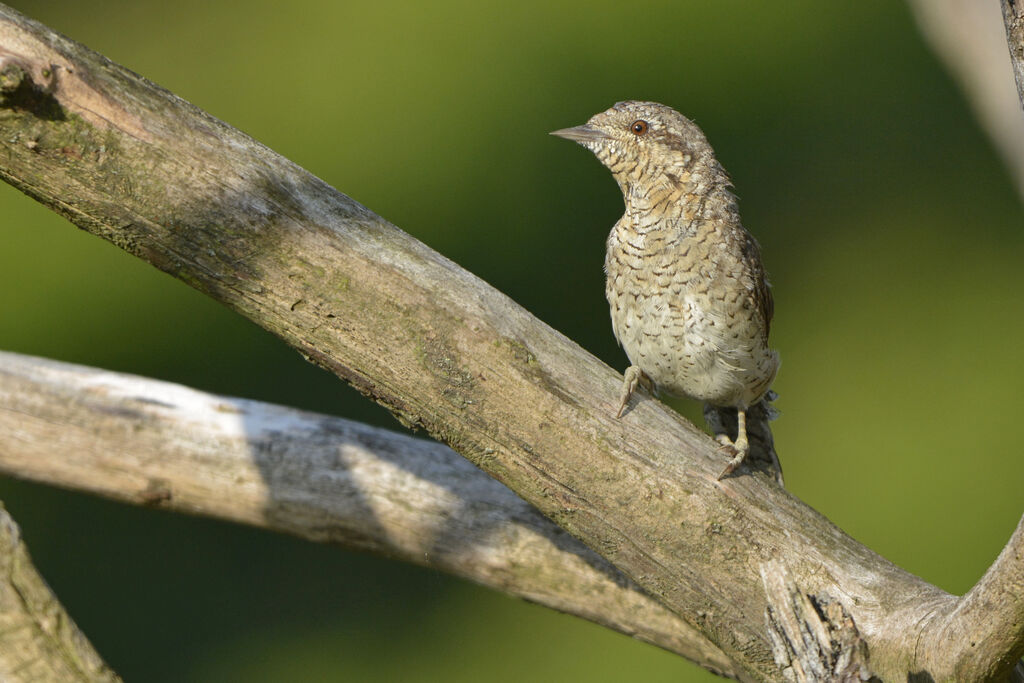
[{"xmin": 762, "ymin": 561, "xmax": 875, "ymax": 683}]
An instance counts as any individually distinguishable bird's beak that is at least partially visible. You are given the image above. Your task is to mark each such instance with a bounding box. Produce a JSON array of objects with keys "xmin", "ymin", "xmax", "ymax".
[{"xmin": 550, "ymin": 125, "xmax": 609, "ymax": 143}]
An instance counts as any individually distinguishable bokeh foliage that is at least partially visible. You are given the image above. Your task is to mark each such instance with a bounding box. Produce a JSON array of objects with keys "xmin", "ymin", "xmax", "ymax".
[{"xmin": 1, "ymin": 0, "xmax": 1022, "ymax": 680}]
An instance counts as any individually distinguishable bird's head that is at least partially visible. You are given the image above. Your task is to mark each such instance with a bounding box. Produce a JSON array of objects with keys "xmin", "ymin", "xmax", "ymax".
[{"xmin": 551, "ymin": 101, "xmax": 721, "ymax": 199}]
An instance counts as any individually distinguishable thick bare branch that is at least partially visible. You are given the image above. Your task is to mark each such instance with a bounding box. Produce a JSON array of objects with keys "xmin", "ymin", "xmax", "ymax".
[
  {"xmin": 0, "ymin": 5, "xmax": 1021, "ymax": 680},
  {"xmin": 909, "ymin": 0, "xmax": 1024, "ymax": 200},
  {"xmin": 0, "ymin": 502, "xmax": 120, "ymax": 682},
  {"xmin": 0, "ymin": 350, "xmax": 739, "ymax": 679},
  {"xmin": 920, "ymin": 515, "xmax": 1024, "ymax": 680}
]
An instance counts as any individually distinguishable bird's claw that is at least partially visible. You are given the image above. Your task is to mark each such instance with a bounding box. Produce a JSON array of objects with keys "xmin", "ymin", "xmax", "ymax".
[
  {"xmin": 716, "ymin": 440, "xmax": 748, "ymax": 480},
  {"xmin": 715, "ymin": 410, "xmax": 749, "ymax": 480},
  {"xmin": 615, "ymin": 366, "xmax": 643, "ymax": 418}
]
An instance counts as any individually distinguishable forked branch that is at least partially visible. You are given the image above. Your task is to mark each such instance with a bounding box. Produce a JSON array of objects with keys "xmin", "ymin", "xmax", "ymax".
[{"xmin": 0, "ymin": 4, "xmax": 1021, "ymax": 680}]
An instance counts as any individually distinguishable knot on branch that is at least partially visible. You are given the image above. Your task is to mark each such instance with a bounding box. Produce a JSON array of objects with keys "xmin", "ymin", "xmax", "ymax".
[
  {"xmin": 0, "ymin": 59, "xmax": 26, "ymax": 93},
  {"xmin": 0, "ymin": 50, "xmax": 63, "ymax": 121},
  {"xmin": 762, "ymin": 561, "xmax": 877, "ymax": 682}
]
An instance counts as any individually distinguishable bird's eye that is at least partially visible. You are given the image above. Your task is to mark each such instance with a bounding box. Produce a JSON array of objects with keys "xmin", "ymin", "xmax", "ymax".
[{"xmin": 630, "ymin": 120, "xmax": 649, "ymax": 136}]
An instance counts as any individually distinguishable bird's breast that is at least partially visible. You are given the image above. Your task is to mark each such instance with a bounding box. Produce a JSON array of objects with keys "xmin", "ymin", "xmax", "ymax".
[{"xmin": 604, "ymin": 216, "xmax": 776, "ymax": 407}]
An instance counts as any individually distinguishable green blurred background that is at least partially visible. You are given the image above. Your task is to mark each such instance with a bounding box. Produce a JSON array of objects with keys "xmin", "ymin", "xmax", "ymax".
[{"xmin": 2, "ymin": 0, "xmax": 1022, "ymax": 680}]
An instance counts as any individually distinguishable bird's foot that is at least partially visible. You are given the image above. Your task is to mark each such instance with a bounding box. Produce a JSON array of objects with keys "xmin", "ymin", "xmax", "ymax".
[
  {"xmin": 616, "ymin": 366, "xmax": 644, "ymax": 418},
  {"xmin": 716, "ymin": 409, "xmax": 749, "ymax": 480},
  {"xmin": 716, "ymin": 438, "xmax": 749, "ymax": 480}
]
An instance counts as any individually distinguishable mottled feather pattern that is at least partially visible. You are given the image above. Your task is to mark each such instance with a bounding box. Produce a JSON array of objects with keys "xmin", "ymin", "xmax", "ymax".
[{"xmin": 554, "ymin": 101, "xmax": 779, "ymax": 477}]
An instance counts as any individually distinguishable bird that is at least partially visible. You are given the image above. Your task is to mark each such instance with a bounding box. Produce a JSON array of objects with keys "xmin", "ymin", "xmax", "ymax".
[{"xmin": 552, "ymin": 101, "xmax": 779, "ymax": 480}]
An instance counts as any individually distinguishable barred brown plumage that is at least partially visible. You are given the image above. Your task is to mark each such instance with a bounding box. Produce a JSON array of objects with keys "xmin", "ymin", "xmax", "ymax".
[{"xmin": 553, "ymin": 101, "xmax": 779, "ymax": 479}]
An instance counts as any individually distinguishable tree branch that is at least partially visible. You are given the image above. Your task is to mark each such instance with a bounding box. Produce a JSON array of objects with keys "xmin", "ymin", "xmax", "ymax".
[
  {"xmin": 1, "ymin": 4, "xmax": 1021, "ymax": 680},
  {"xmin": 921, "ymin": 515, "xmax": 1024, "ymax": 680},
  {"xmin": 1002, "ymin": 0, "xmax": 1024, "ymax": 107},
  {"xmin": 0, "ymin": 349, "xmax": 738, "ymax": 679},
  {"xmin": 908, "ymin": 0, "xmax": 1024, "ymax": 200},
  {"xmin": 0, "ymin": 501, "xmax": 120, "ymax": 682},
  {"xmin": 761, "ymin": 561, "xmax": 873, "ymax": 682}
]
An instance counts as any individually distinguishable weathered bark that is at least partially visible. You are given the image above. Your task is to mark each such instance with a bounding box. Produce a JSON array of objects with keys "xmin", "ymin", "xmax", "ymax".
[
  {"xmin": 761, "ymin": 561, "xmax": 874, "ymax": 683},
  {"xmin": 1002, "ymin": 0, "xmax": 1024, "ymax": 107},
  {"xmin": 0, "ymin": 502, "xmax": 120, "ymax": 682},
  {"xmin": 0, "ymin": 350, "xmax": 738, "ymax": 680},
  {"xmin": 1, "ymin": 4, "xmax": 1022, "ymax": 680}
]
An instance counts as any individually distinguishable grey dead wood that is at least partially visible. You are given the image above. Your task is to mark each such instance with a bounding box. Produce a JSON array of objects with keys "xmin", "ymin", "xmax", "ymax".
[
  {"xmin": 0, "ymin": 501, "xmax": 121, "ymax": 682},
  {"xmin": 761, "ymin": 561, "xmax": 874, "ymax": 683},
  {"xmin": 0, "ymin": 4, "xmax": 1022, "ymax": 681},
  {"xmin": 0, "ymin": 350, "xmax": 738, "ymax": 680}
]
